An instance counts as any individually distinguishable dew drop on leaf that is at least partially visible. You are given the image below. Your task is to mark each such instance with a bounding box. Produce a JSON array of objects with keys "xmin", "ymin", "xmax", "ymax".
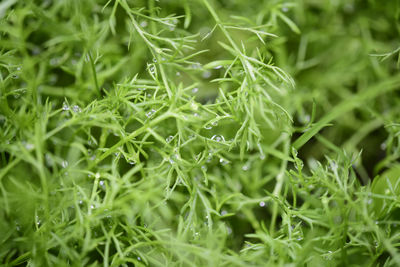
[
  {"xmin": 72, "ymin": 105, "xmax": 81, "ymax": 113},
  {"xmin": 146, "ymin": 109, "xmax": 156, "ymax": 118},
  {"xmin": 166, "ymin": 135, "xmax": 174, "ymax": 143},
  {"xmin": 211, "ymin": 135, "xmax": 225, "ymax": 142},
  {"xmin": 61, "ymin": 160, "xmax": 68, "ymax": 168},
  {"xmin": 62, "ymin": 102, "xmax": 69, "ymax": 111}
]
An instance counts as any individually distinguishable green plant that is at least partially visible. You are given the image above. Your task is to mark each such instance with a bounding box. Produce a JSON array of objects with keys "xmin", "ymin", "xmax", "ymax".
[{"xmin": 1, "ymin": 0, "xmax": 400, "ymax": 266}]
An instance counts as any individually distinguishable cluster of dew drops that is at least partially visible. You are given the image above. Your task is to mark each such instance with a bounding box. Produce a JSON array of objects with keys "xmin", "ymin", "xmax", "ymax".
[{"xmin": 62, "ymin": 101, "xmax": 82, "ymax": 113}]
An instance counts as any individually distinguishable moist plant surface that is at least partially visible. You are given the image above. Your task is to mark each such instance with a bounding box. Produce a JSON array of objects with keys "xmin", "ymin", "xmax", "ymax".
[{"xmin": 1, "ymin": 0, "xmax": 400, "ymax": 266}]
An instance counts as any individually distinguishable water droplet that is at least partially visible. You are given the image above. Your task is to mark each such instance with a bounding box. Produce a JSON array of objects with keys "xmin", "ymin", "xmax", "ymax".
[
  {"xmin": 61, "ymin": 160, "xmax": 68, "ymax": 168},
  {"xmin": 202, "ymin": 71, "xmax": 212, "ymax": 79},
  {"xmin": 190, "ymin": 102, "xmax": 198, "ymax": 111},
  {"xmin": 330, "ymin": 162, "xmax": 338, "ymax": 171},
  {"xmin": 62, "ymin": 102, "xmax": 69, "ymax": 111},
  {"xmin": 72, "ymin": 105, "xmax": 81, "ymax": 113},
  {"xmin": 219, "ymin": 158, "xmax": 229, "ymax": 165},
  {"xmin": 25, "ymin": 143, "xmax": 34, "ymax": 150},
  {"xmin": 36, "ymin": 216, "xmax": 41, "ymax": 226},
  {"xmin": 140, "ymin": 21, "xmax": 148, "ymax": 27},
  {"xmin": 204, "ymin": 124, "xmax": 212, "ymax": 130},
  {"xmin": 79, "ymin": 200, "xmax": 83, "ymax": 205},
  {"xmin": 45, "ymin": 154, "xmax": 53, "ymax": 166},
  {"xmin": 172, "ymin": 153, "xmax": 180, "ymax": 161},
  {"xmin": 211, "ymin": 121, "xmax": 218, "ymax": 126},
  {"xmin": 201, "ymin": 165, "xmax": 207, "ymax": 171},
  {"xmin": 192, "ymin": 87, "xmax": 199, "ymax": 93},
  {"xmin": 295, "ymin": 160, "xmax": 304, "ymax": 170},
  {"xmin": 16, "ymin": 67, "xmax": 21, "ymax": 71},
  {"xmin": 221, "ymin": 210, "xmax": 228, "ymax": 216},
  {"xmin": 242, "ymin": 163, "xmax": 250, "ymax": 171},
  {"xmin": 168, "ymin": 19, "xmax": 178, "ymax": 31},
  {"xmin": 176, "ymin": 71, "xmax": 181, "ymax": 76},
  {"xmin": 211, "ymin": 135, "xmax": 225, "ymax": 142},
  {"xmin": 149, "ymin": 65, "xmax": 156, "ymax": 74},
  {"xmin": 88, "ymin": 139, "xmax": 97, "ymax": 147},
  {"xmin": 127, "ymin": 159, "xmax": 136, "ymax": 165},
  {"xmin": 32, "ymin": 47, "xmax": 41, "ymax": 55},
  {"xmin": 380, "ymin": 142, "xmax": 387, "ymax": 150},
  {"xmin": 214, "ymin": 65, "xmax": 223, "ymax": 69},
  {"xmin": 191, "ymin": 63, "xmax": 201, "ymax": 69},
  {"xmin": 282, "ymin": 6, "xmax": 289, "ymax": 12},
  {"xmin": 137, "ymin": 256, "xmax": 141, "ymax": 261},
  {"xmin": 11, "ymin": 74, "xmax": 19, "ymax": 79},
  {"xmin": 90, "ymin": 205, "xmax": 94, "ymax": 209},
  {"xmin": 146, "ymin": 109, "xmax": 156, "ymax": 118},
  {"xmin": 166, "ymin": 135, "xmax": 174, "ymax": 143},
  {"xmin": 50, "ymin": 57, "xmax": 59, "ymax": 66},
  {"xmin": 226, "ymin": 226, "xmax": 232, "ymax": 234},
  {"xmin": 259, "ymin": 201, "xmax": 266, "ymax": 207},
  {"xmin": 168, "ymin": 157, "xmax": 175, "ymax": 164}
]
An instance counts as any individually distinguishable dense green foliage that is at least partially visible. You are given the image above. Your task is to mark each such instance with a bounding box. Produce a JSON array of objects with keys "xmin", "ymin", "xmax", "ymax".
[{"xmin": 1, "ymin": 0, "xmax": 400, "ymax": 266}]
